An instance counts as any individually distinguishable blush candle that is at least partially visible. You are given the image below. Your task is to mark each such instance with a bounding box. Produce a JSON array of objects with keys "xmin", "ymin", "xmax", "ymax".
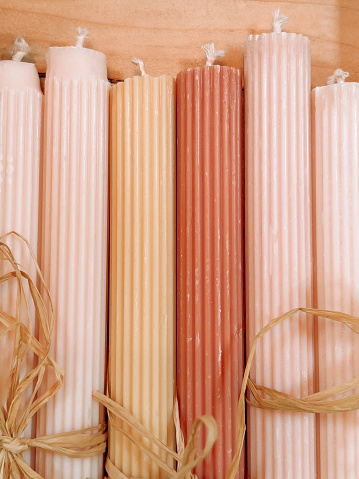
[
  {"xmin": 108, "ymin": 60, "xmax": 175, "ymax": 478},
  {"xmin": 176, "ymin": 45, "xmax": 244, "ymax": 478},
  {"xmin": 312, "ymin": 70, "xmax": 359, "ymax": 478},
  {"xmin": 35, "ymin": 29, "xmax": 109, "ymax": 479},
  {"xmin": 0, "ymin": 37, "xmax": 42, "ymax": 469},
  {"xmin": 244, "ymin": 11, "xmax": 315, "ymax": 478}
]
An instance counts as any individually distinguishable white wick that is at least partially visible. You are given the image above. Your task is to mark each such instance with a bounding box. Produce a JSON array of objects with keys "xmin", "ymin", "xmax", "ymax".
[
  {"xmin": 75, "ymin": 27, "xmax": 89, "ymax": 47},
  {"xmin": 131, "ymin": 58, "xmax": 148, "ymax": 77},
  {"xmin": 327, "ymin": 69, "xmax": 349, "ymax": 85},
  {"xmin": 272, "ymin": 8, "xmax": 288, "ymax": 33},
  {"xmin": 11, "ymin": 37, "xmax": 29, "ymax": 62},
  {"xmin": 202, "ymin": 43, "xmax": 225, "ymax": 66}
]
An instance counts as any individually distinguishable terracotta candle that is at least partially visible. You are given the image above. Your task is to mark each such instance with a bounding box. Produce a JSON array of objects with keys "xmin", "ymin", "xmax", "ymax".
[
  {"xmin": 312, "ymin": 70, "xmax": 359, "ymax": 478},
  {"xmin": 108, "ymin": 59, "xmax": 175, "ymax": 478},
  {"xmin": 245, "ymin": 12, "xmax": 315, "ymax": 478},
  {"xmin": 176, "ymin": 44, "xmax": 244, "ymax": 478},
  {"xmin": 0, "ymin": 37, "xmax": 42, "ymax": 469},
  {"xmin": 36, "ymin": 29, "xmax": 109, "ymax": 479}
]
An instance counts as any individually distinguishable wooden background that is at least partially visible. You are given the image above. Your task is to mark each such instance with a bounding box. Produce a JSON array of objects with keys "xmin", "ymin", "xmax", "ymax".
[{"xmin": 0, "ymin": 0, "xmax": 358, "ymax": 87}]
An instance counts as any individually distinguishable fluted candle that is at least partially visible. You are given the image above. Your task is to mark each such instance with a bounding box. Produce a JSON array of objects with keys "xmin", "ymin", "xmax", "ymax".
[
  {"xmin": 108, "ymin": 62, "xmax": 176, "ymax": 478},
  {"xmin": 36, "ymin": 30, "xmax": 109, "ymax": 479},
  {"xmin": 0, "ymin": 37, "xmax": 42, "ymax": 469},
  {"xmin": 245, "ymin": 12, "xmax": 314, "ymax": 478},
  {"xmin": 312, "ymin": 71, "xmax": 359, "ymax": 478},
  {"xmin": 176, "ymin": 45, "xmax": 244, "ymax": 478}
]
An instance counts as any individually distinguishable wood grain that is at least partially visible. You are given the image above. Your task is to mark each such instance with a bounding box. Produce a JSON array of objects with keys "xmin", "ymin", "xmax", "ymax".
[{"xmin": 0, "ymin": 1, "xmax": 358, "ymax": 89}]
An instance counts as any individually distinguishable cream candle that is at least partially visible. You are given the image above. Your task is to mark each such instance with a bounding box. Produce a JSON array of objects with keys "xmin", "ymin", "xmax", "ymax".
[
  {"xmin": 0, "ymin": 37, "xmax": 42, "ymax": 469},
  {"xmin": 312, "ymin": 70, "xmax": 359, "ymax": 478},
  {"xmin": 35, "ymin": 29, "xmax": 109, "ymax": 479},
  {"xmin": 245, "ymin": 11, "xmax": 314, "ymax": 478},
  {"xmin": 176, "ymin": 45, "xmax": 244, "ymax": 478},
  {"xmin": 108, "ymin": 60, "xmax": 175, "ymax": 478}
]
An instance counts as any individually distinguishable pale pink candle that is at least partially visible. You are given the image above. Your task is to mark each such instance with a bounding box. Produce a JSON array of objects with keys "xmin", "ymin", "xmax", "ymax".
[
  {"xmin": 312, "ymin": 70, "xmax": 359, "ymax": 478},
  {"xmin": 36, "ymin": 29, "xmax": 109, "ymax": 479},
  {"xmin": 0, "ymin": 37, "xmax": 42, "ymax": 469},
  {"xmin": 245, "ymin": 11, "xmax": 315, "ymax": 478}
]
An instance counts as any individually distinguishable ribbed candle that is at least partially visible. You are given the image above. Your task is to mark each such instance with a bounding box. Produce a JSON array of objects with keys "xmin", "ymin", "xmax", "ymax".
[
  {"xmin": 312, "ymin": 78, "xmax": 359, "ymax": 478},
  {"xmin": 108, "ymin": 74, "xmax": 175, "ymax": 479},
  {"xmin": 176, "ymin": 64, "xmax": 244, "ymax": 478},
  {"xmin": 0, "ymin": 48, "xmax": 42, "ymax": 469},
  {"xmin": 36, "ymin": 40, "xmax": 109, "ymax": 479},
  {"xmin": 244, "ymin": 30, "xmax": 315, "ymax": 478}
]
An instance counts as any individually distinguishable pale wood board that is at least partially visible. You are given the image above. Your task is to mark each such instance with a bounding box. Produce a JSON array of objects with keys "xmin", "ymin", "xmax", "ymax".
[{"xmin": 0, "ymin": 0, "xmax": 358, "ymax": 87}]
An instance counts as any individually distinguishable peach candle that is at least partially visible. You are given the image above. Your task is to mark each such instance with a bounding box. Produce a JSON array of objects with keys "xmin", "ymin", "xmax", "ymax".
[
  {"xmin": 108, "ymin": 60, "xmax": 175, "ymax": 478},
  {"xmin": 36, "ymin": 29, "xmax": 109, "ymax": 479},
  {"xmin": 245, "ymin": 12, "xmax": 314, "ymax": 478},
  {"xmin": 176, "ymin": 45, "xmax": 244, "ymax": 478},
  {"xmin": 312, "ymin": 70, "xmax": 359, "ymax": 478},
  {"xmin": 0, "ymin": 37, "xmax": 42, "ymax": 469}
]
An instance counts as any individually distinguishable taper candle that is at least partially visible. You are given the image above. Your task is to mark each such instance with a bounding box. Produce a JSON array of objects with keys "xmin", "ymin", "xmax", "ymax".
[
  {"xmin": 312, "ymin": 70, "xmax": 359, "ymax": 478},
  {"xmin": 0, "ymin": 37, "xmax": 42, "ymax": 469},
  {"xmin": 245, "ymin": 11, "xmax": 314, "ymax": 478},
  {"xmin": 36, "ymin": 29, "xmax": 109, "ymax": 479},
  {"xmin": 108, "ymin": 59, "xmax": 175, "ymax": 478},
  {"xmin": 176, "ymin": 44, "xmax": 244, "ymax": 478}
]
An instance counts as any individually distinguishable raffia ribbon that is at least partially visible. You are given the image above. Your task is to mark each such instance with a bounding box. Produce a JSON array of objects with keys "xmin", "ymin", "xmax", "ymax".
[
  {"xmin": 225, "ymin": 307, "xmax": 359, "ymax": 479},
  {"xmin": 94, "ymin": 391, "xmax": 217, "ymax": 479},
  {"xmin": 0, "ymin": 232, "xmax": 107, "ymax": 479}
]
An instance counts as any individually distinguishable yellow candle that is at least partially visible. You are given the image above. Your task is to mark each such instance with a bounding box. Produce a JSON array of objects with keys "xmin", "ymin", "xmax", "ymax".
[{"xmin": 109, "ymin": 66, "xmax": 176, "ymax": 478}]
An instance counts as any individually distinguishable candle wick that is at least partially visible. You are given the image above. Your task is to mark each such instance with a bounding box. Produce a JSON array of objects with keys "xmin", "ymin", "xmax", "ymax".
[
  {"xmin": 11, "ymin": 36, "xmax": 29, "ymax": 62},
  {"xmin": 202, "ymin": 43, "xmax": 226, "ymax": 67},
  {"xmin": 272, "ymin": 8, "xmax": 288, "ymax": 33},
  {"xmin": 75, "ymin": 27, "xmax": 89, "ymax": 48},
  {"xmin": 327, "ymin": 69, "xmax": 349, "ymax": 85},
  {"xmin": 131, "ymin": 58, "xmax": 148, "ymax": 77}
]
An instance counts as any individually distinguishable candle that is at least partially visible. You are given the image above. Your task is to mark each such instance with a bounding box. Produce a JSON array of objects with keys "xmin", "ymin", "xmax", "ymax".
[
  {"xmin": 108, "ymin": 59, "xmax": 175, "ymax": 478},
  {"xmin": 244, "ymin": 11, "xmax": 315, "ymax": 478},
  {"xmin": 0, "ymin": 37, "xmax": 42, "ymax": 469},
  {"xmin": 176, "ymin": 44, "xmax": 244, "ymax": 478},
  {"xmin": 312, "ymin": 70, "xmax": 359, "ymax": 478},
  {"xmin": 35, "ymin": 29, "xmax": 109, "ymax": 479}
]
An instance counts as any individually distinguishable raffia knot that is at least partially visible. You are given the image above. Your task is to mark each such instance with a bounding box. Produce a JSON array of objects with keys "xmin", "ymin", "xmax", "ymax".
[{"xmin": 0, "ymin": 436, "xmax": 28, "ymax": 454}]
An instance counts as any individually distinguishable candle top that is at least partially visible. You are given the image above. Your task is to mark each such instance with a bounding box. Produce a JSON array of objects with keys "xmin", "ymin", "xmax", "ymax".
[
  {"xmin": 0, "ymin": 37, "xmax": 40, "ymax": 90},
  {"xmin": 46, "ymin": 28, "xmax": 107, "ymax": 81}
]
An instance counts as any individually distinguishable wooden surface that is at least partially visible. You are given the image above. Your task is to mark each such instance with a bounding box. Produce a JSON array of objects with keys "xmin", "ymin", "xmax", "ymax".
[{"xmin": 0, "ymin": 0, "xmax": 358, "ymax": 87}]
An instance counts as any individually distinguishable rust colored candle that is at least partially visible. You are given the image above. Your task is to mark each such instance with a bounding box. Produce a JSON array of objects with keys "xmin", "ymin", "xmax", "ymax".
[{"xmin": 177, "ymin": 44, "xmax": 244, "ymax": 478}]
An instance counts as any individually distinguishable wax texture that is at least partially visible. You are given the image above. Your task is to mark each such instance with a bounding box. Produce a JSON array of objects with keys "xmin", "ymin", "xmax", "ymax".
[
  {"xmin": 245, "ymin": 33, "xmax": 315, "ymax": 478},
  {"xmin": 0, "ymin": 60, "xmax": 42, "ymax": 469},
  {"xmin": 36, "ymin": 46, "xmax": 109, "ymax": 479},
  {"xmin": 176, "ymin": 65, "xmax": 244, "ymax": 478},
  {"xmin": 109, "ymin": 75, "xmax": 176, "ymax": 478},
  {"xmin": 312, "ymin": 82, "xmax": 359, "ymax": 478}
]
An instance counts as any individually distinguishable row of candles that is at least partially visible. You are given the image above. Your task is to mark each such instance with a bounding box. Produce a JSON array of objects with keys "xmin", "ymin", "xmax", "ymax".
[{"xmin": 0, "ymin": 10, "xmax": 358, "ymax": 479}]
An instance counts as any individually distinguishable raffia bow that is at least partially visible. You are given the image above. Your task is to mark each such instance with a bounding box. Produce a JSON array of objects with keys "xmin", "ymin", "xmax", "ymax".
[{"xmin": 0, "ymin": 232, "xmax": 107, "ymax": 479}]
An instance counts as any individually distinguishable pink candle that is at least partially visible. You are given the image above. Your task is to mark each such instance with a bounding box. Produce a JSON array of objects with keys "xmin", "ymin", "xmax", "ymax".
[
  {"xmin": 312, "ymin": 70, "xmax": 359, "ymax": 478},
  {"xmin": 245, "ymin": 12, "xmax": 315, "ymax": 478},
  {"xmin": 36, "ymin": 29, "xmax": 109, "ymax": 479},
  {"xmin": 0, "ymin": 37, "xmax": 42, "ymax": 469},
  {"xmin": 177, "ymin": 45, "xmax": 244, "ymax": 478}
]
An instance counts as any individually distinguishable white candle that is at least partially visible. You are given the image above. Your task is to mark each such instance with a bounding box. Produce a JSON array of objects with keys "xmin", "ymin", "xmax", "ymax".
[
  {"xmin": 312, "ymin": 70, "xmax": 359, "ymax": 478},
  {"xmin": 245, "ymin": 11, "xmax": 315, "ymax": 478},
  {"xmin": 36, "ymin": 29, "xmax": 109, "ymax": 479},
  {"xmin": 0, "ymin": 37, "xmax": 42, "ymax": 469}
]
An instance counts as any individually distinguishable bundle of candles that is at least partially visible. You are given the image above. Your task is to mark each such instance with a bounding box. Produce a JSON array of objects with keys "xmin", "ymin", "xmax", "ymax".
[{"xmin": 1, "ymin": 9, "xmax": 359, "ymax": 479}]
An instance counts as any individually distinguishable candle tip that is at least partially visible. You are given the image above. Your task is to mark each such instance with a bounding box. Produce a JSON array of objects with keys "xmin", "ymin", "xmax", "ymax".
[
  {"xmin": 131, "ymin": 57, "xmax": 148, "ymax": 77},
  {"xmin": 11, "ymin": 36, "xmax": 29, "ymax": 62},
  {"xmin": 75, "ymin": 27, "xmax": 89, "ymax": 47},
  {"xmin": 327, "ymin": 69, "xmax": 349, "ymax": 85},
  {"xmin": 202, "ymin": 43, "xmax": 226, "ymax": 66},
  {"xmin": 272, "ymin": 8, "xmax": 288, "ymax": 33}
]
